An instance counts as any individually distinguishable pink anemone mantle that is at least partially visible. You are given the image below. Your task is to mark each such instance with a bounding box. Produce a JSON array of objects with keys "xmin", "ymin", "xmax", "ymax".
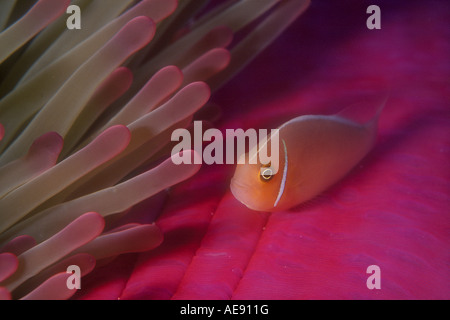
[{"xmin": 74, "ymin": 0, "xmax": 450, "ymax": 300}]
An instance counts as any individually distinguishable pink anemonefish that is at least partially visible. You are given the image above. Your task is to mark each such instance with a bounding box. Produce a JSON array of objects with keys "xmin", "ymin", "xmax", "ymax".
[{"xmin": 230, "ymin": 97, "xmax": 386, "ymax": 212}]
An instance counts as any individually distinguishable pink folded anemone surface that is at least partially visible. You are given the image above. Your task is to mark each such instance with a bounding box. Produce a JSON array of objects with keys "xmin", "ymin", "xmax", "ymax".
[{"xmin": 0, "ymin": 0, "xmax": 449, "ymax": 300}]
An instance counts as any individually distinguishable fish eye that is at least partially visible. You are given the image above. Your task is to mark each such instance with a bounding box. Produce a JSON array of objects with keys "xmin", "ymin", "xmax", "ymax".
[{"xmin": 260, "ymin": 167, "xmax": 274, "ymax": 182}]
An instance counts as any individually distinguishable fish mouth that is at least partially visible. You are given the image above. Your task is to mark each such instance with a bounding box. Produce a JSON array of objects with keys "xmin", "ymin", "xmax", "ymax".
[
  {"xmin": 230, "ymin": 178, "xmax": 249, "ymax": 205},
  {"xmin": 230, "ymin": 178, "xmax": 246, "ymax": 190},
  {"xmin": 230, "ymin": 179, "xmax": 263, "ymax": 212},
  {"xmin": 229, "ymin": 178, "xmax": 243, "ymax": 200}
]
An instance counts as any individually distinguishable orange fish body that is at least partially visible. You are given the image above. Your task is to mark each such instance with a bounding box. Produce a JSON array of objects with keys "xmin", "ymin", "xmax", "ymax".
[{"xmin": 230, "ymin": 101, "xmax": 385, "ymax": 212}]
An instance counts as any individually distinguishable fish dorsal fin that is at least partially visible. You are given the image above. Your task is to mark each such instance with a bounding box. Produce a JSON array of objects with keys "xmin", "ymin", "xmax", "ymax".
[{"xmin": 334, "ymin": 94, "xmax": 388, "ymax": 127}]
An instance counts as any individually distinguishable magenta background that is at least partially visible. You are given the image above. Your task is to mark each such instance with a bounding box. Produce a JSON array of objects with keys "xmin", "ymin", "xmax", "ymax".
[{"xmin": 76, "ymin": 0, "xmax": 450, "ymax": 299}]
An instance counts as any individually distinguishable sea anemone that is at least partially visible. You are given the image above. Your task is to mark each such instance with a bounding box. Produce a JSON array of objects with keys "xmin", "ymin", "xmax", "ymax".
[{"xmin": 0, "ymin": 0, "xmax": 311, "ymax": 299}]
